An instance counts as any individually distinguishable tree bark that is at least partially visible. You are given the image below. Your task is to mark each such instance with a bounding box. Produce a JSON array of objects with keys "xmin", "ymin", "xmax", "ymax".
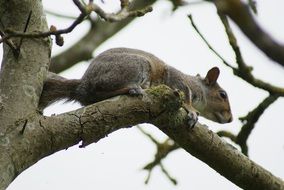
[
  {"xmin": 161, "ymin": 121, "xmax": 284, "ymax": 190},
  {"xmin": 0, "ymin": 0, "xmax": 51, "ymax": 130},
  {"xmin": 0, "ymin": 85, "xmax": 182, "ymax": 189},
  {"xmin": 0, "ymin": 0, "xmax": 51, "ymax": 188}
]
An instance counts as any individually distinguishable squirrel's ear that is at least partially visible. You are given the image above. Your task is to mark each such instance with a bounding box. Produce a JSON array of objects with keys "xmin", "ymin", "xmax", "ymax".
[{"xmin": 204, "ymin": 67, "xmax": 220, "ymax": 86}]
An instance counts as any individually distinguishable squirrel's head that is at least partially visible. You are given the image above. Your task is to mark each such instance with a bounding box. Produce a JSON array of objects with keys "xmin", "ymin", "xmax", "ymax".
[{"xmin": 196, "ymin": 67, "xmax": 232, "ymax": 124}]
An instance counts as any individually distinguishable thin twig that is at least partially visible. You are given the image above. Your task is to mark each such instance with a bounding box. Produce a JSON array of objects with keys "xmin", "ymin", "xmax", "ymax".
[
  {"xmin": 138, "ymin": 126, "xmax": 179, "ymax": 185},
  {"xmin": 218, "ymin": 94, "xmax": 278, "ymax": 155},
  {"xmin": 236, "ymin": 94, "xmax": 278, "ymax": 155},
  {"xmin": 214, "ymin": 0, "xmax": 284, "ymax": 68},
  {"xmin": 90, "ymin": 3, "xmax": 152, "ymax": 22},
  {"xmin": 0, "ymin": 0, "xmax": 152, "ymax": 44},
  {"xmin": 187, "ymin": 14, "xmax": 235, "ymax": 69},
  {"xmin": 160, "ymin": 163, "xmax": 177, "ymax": 185},
  {"xmin": 0, "ymin": 30, "xmax": 18, "ymax": 55},
  {"xmin": 189, "ymin": 9, "xmax": 284, "ymax": 96},
  {"xmin": 137, "ymin": 126, "xmax": 159, "ymax": 144},
  {"xmin": 217, "ymin": 12, "xmax": 284, "ymax": 96},
  {"xmin": 189, "ymin": 10, "xmax": 282, "ymax": 155},
  {"xmin": 247, "ymin": 0, "xmax": 257, "ymax": 14},
  {"xmin": 0, "ymin": 11, "xmax": 86, "ymax": 43},
  {"xmin": 217, "ymin": 130, "xmax": 236, "ymax": 142}
]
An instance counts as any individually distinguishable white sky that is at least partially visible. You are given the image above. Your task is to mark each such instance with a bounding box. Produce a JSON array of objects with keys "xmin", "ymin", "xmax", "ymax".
[{"xmin": 2, "ymin": 0, "xmax": 284, "ymax": 189}]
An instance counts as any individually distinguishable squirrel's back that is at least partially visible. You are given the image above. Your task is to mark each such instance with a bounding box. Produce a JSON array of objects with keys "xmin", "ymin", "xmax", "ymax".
[{"xmin": 76, "ymin": 48, "xmax": 167, "ymax": 105}]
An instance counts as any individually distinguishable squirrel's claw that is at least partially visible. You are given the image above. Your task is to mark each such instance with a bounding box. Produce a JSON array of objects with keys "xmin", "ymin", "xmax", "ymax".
[
  {"xmin": 187, "ymin": 110, "xmax": 198, "ymax": 129},
  {"xmin": 129, "ymin": 87, "xmax": 144, "ymax": 96}
]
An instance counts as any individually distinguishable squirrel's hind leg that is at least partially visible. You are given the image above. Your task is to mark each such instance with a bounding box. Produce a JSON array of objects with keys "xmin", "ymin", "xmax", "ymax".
[
  {"xmin": 95, "ymin": 84, "xmax": 144, "ymax": 101},
  {"xmin": 115, "ymin": 84, "xmax": 144, "ymax": 97}
]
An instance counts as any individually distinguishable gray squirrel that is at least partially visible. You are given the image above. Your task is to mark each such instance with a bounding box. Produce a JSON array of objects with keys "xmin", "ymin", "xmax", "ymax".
[{"xmin": 39, "ymin": 48, "xmax": 232, "ymax": 127}]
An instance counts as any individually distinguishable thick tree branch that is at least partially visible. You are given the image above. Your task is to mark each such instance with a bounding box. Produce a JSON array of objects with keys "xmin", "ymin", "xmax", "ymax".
[
  {"xmin": 1, "ymin": 86, "xmax": 283, "ymax": 189},
  {"xmin": 1, "ymin": 85, "xmax": 183, "ymax": 189},
  {"xmin": 161, "ymin": 122, "xmax": 284, "ymax": 190},
  {"xmin": 0, "ymin": 0, "xmax": 51, "ymax": 133},
  {"xmin": 214, "ymin": 0, "xmax": 284, "ymax": 68},
  {"xmin": 0, "ymin": 0, "xmax": 51, "ymax": 188}
]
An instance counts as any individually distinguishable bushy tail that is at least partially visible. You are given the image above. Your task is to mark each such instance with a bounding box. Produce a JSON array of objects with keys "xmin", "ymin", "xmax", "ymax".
[{"xmin": 38, "ymin": 78, "xmax": 81, "ymax": 110}]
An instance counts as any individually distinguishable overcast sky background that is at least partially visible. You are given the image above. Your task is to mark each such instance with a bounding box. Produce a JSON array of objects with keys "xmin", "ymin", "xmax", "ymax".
[{"xmin": 2, "ymin": 0, "xmax": 284, "ymax": 189}]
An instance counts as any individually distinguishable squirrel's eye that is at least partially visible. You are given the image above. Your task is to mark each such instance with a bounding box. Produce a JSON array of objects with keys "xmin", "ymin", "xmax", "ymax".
[{"xmin": 219, "ymin": 90, "xmax": 227, "ymax": 99}]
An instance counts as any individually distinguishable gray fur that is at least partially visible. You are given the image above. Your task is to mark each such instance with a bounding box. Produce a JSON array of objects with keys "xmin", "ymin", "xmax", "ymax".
[{"xmin": 75, "ymin": 49, "xmax": 151, "ymax": 105}]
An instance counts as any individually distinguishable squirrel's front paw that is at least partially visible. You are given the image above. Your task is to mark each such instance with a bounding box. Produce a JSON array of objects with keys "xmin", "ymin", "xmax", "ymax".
[
  {"xmin": 129, "ymin": 87, "xmax": 144, "ymax": 96},
  {"xmin": 187, "ymin": 110, "xmax": 199, "ymax": 129}
]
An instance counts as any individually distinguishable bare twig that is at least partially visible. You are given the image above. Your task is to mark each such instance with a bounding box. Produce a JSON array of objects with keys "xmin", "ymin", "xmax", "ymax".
[
  {"xmin": 50, "ymin": 0, "xmax": 156, "ymax": 73},
  {"xmin": 0, "ymin": 30, "xmax": 18, "ymax": 55},
  {"xmin": 217, "ymin": 130, "xmax": 236, "ymax": 142},
  {"xmin": 236, "ymin": 94, "xmax": 278, "ymax": 155},
  {"xmin": 0, "ymin": 1, "xmax": 88, "ymax": 43},
  {"xmin": 247, "ymin": 0, "xmax": 257, "ymax": 14},
  {"xmin": 188, "ymin": 13, "xmax": 284, "ymax": 96},
  {"xmin": 187, "ymin": 14, "xmax": 235, "ymax": 69},
  {"xmin": 137, "ymin": 125, "xmax": 159, "ymax": 144},
  {"xmin": 160, "ymin": 163, "xmax": 177, "ymax": 185},
  {"xmin": 89, "ymin": 3, "xmax": 152, "ymax": 22},
  {"xmin": 189, "ymin": 11, "xmax": 282, "ymax": 155},
  {"xmin": 217, "ymin": 13, "xmax": 284, "ymax": 96},
  {"xmin": 138, "ymin": 127, "xmax": 179, "ymax": 185},
  {"xmin": 0, "ymin": 0, "xmax": 152, "ymax": 44},
  {"xmin": 214, "ymin": 0, "xmax": 284, "ymax": 68},
  {"xmin": 217, "ymin": 94, "xmax": 278, "ymax": 155}
]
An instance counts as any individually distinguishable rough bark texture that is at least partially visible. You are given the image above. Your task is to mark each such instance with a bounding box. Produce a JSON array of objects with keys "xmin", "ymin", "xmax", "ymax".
[
  {"xmin": 0, "ymin": 86, "xmax": 182, "ymax": 189},
  {"xmin": 0, "ymin": 0, "xmax": 51, "ymax": 130},
  {"xmin": 0, "ymin": 0, "xmax": 51, "ymax": 188},
  {"xmin": 161, "ymin": 123, "xmax": 284, "ymax": 190}
]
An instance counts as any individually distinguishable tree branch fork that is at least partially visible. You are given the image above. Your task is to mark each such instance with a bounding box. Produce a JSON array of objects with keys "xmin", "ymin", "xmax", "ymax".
[{"xmin": 1, "ymin": 85, "xmax": 283, "ymax": 190}]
